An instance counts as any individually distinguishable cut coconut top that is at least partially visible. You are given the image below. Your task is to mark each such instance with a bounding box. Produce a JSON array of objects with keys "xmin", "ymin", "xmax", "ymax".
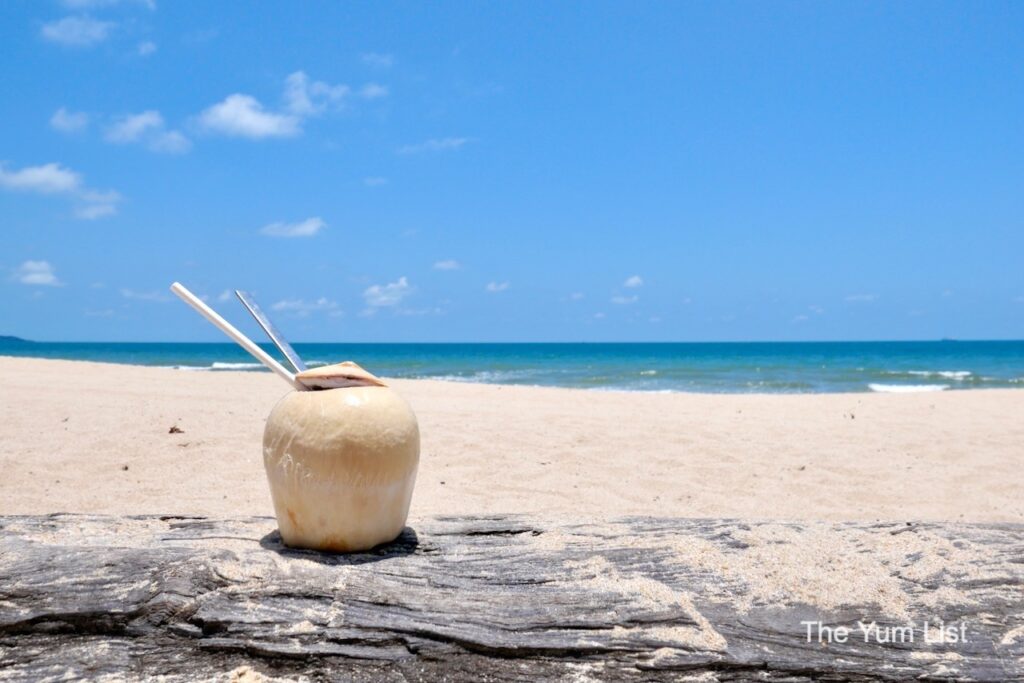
[{"xmin": 296, "ymin": 361, "xmax": 388, "ymax": 390}]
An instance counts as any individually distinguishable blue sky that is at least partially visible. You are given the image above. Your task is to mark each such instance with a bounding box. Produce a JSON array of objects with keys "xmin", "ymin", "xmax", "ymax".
[{"xmin": 2, "ymin": 1, "xmax": 1022, "ymax": 342}]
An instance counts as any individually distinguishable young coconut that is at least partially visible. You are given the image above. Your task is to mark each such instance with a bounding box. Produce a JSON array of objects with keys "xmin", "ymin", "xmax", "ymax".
[
  {"xmin": 263, "ymin": 361, "xmax": 420, "ymax": 552},
  {"xmin": 170, "ymin": 283, "xmax": 418, "ymax": 553}
]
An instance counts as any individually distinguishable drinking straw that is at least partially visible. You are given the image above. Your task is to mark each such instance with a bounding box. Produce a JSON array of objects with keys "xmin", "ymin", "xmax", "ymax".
[
  {"xmin": 234, "ymin": 290, "xmax": 308, "ymax": 373},
  {"xmin": 170, "ymin": 282, "xmax": 306, "ymax": 391}
]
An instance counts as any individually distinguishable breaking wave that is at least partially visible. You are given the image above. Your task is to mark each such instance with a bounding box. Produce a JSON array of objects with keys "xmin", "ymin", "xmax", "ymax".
[{"xmin": 885, "ymin": 370, "xmax": 972, "ymax": 380}]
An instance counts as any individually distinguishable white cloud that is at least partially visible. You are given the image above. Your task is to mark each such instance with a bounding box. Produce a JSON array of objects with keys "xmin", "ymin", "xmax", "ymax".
[
  {"xmin": 363, "ymin": 176, "xmax": 387, "ymax": 187},
  {"xmin": 149, "ymin": 129, "xmax": 191, "ymax": 153},
  {"xmin": 74, "ymin": 201, "xmax": 118, "ymax": 219},
  {"xmin": 792, "ymin": 314, "xmax": 809, "ymax": 323},
  {"xmin": 13, "ymin": 261, "xmax": 61, "ymax": 286},
  {"xmin": 845, "ymin": 293, "xmax": 878, "ymax": 303},
  {"xmin": 284, "ymin": 71, "xmax": 349, "ymax": 116},
  {"xmin": 271, "ymin": 297, "xmax": 339, "ymax": 317},
  {"xmin": 312, "ymin": 78, "xmax": 352, "ymax": 101},
  {"xmin": 78, "ymin": 188, "xmax": 120, "ymax": 202},
  {"xmin": 41, "ymin": 16, "xmax": 114, "ymax": 47},
  {"xmin": 105, "ymin": 110, "xmax": 190, "ymax": 154},
  {"xmin": 396, "ymin": 307, "xmax": 442, "ymax": 316},
  {"xmin": 624, "ymin": 275, "xmax": 643, "ymax": 288},
  {"xmin": 62, "ymin": 0, "xmax": 155, "ymax": 9},
  {"xmin": 568, "ymin": 292, "xmax": 584, "ymax": 300},
  {"xmin": 361, "ymin": 52, "xmax": 394, "ymax": 68},
  {"xmin": 398, "ymin": 137, "xmax": 471, "ymax": 154},
  {"xmin": 283, "ymin": 73, "xmax": 318, "ymax": 116},
  {"xmin": 282, "ymin": 71, "xmax": 385, "ymax": 116},
  {"xmin": 217, "ymin": 290, "xmax": 232, "ymax": 302},
  {"xmin": 364, "ymin": 276, "xmax": 411, "ymax": 307},
  {"xmin": 106, "ymin": 110, "xmax": 163, "ymax": 143},
  {"xmin": 120, "ymin": 288, "xmax": 168, "ymax": 302},
  {"xmin": 611, "ymin": 295, "xmax": 638, "ymax": 305},
  {"xmin": 0, "ymin": 162, "xmax": 119, "ymax": 219},
  {"xmin": 137, "ymin": 40, "xmax": 156, "ymax": 56},
  {"xmin": 199, "ymin": 72, "xmax": 384, "ymax": 141},
  {"xmin": 808, "ymin": 305, "xmax": 825, "ymax": 314},
  {"xmin": 433, "ymin": 259, "xmax": 460, "ymax": 271},
  {"xmin": 0, "ymin": 162, "xmax": 81, "ymax": 193},
  {"xmin": 485, "ymin": 281, "xmax": 509, "ymax": 293},
  {"xmin": 197, "ymin": 94, "xmax": 301, "ymax": 139},
  {"xmin": 360, "ymin": 83, "xmax": 388, "ymax": 100},
  {"xmin": 260, "ymin": 217, "xmax": 325, "ymax": 238},
  {"xmin": 50, "ymin": 107, "xmax": 89, "ymax": 133}
]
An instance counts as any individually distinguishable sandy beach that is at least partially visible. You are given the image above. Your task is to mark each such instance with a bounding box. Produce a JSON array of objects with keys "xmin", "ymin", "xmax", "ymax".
[{"xmin": 1, "ymin": 355, "xmax": 1021, "ymax": 524}]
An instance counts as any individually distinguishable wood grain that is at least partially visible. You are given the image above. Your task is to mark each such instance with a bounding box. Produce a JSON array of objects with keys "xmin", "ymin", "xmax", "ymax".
[{"xmin": 1, "ymin": 514, "xmax": 1022, "ymax": 681}]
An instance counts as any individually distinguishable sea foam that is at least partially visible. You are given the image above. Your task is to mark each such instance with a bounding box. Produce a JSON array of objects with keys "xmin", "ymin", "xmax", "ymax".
[
  {"xmin": 868, "ymin": 383, "xmax": 950, "ymax": 393},
  {"xmin": 211, "ymin": 362, "xmax": 265, "ymax": 370},
  {"xmin": 168, "ymin": 362, "xmax": 267, "ymax": 372},
  {"xmin": 904, "ymin": 370, "xmax": 972, "ymax": 380}
]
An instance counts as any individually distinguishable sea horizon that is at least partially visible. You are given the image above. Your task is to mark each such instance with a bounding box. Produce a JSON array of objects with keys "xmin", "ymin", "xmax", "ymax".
[{"xmin": 4, "ymin": 338, "xmax": 1023, "ymax": 395}]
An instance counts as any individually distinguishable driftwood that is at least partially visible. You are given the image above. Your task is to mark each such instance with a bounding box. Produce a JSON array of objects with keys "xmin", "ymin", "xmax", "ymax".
[{"xmin": 0, "ymin": 514, "xmax": 1022, "ymax": 682}]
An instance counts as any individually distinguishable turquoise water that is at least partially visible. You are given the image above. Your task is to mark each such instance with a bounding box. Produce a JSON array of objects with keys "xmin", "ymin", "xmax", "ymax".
[{"xmin": 2, "ymin": 339, "xmax": 1023, "ymax": 393}]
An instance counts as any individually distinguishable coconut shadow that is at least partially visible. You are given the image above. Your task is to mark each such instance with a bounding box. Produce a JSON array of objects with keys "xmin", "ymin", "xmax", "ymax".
[{"xmin": 258, "ymin": 526, "xmax": 420, "ymax": 565}]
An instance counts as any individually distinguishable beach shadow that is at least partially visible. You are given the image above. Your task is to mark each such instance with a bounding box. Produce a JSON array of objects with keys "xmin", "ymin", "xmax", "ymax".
[{"xmin": 258, "ymin": 526, "xmax": 420, "ymax": 565}]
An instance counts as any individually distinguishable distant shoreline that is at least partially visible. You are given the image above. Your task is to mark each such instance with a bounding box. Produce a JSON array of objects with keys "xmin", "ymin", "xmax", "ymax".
[{"xmin": 4, "ymin": 353, "xmax": 1023, "ymax": 397}]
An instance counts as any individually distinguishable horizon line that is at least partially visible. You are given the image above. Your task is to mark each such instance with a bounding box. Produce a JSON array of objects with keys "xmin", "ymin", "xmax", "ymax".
[{"xmin": 5, "ymin": 337, "xmax": 1024, "ymax": 345}]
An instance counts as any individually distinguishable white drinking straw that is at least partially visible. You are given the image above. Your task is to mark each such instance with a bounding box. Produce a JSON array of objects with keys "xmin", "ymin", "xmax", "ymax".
[{"xmin": 170, "ymin": 282, "xmax": 307, "ymax": 391}]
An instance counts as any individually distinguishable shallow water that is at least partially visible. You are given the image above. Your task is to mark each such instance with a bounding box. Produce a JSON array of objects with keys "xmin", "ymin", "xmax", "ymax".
[{"xmin": 3, "ymin": 339, "xmax": 1023, "ymax": 394}]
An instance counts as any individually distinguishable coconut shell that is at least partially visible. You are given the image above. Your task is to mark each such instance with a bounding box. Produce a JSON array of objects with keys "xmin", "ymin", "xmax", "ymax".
[
  {"xmin": 296, "ymin": 361, "xmax": 388, "ymax": 390},
  {"xmin": 262, "ymin": 373, "xmax": 419, "ymax": 552}
]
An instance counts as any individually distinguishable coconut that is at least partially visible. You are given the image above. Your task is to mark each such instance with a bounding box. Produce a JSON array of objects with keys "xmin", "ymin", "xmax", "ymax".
[{"xmin": 262, "ymin": 361, "xmax": 419, "ymax": 552}]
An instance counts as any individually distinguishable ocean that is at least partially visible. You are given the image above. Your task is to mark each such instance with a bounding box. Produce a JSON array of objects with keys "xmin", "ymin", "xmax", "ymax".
[{"xmin": 2, "ymin": 339, "xmax": 1023, "ymax": 394}]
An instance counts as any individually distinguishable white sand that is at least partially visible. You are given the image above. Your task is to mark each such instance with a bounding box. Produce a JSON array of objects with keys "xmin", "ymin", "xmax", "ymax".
[{"xmin": 1, "ymin": 356, "xmax": 1021, "ymax": 523}]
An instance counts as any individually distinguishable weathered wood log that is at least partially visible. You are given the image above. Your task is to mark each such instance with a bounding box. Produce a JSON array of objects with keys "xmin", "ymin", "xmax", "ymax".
[{"xmin": 1, "ymin": 514, "xmax": 1022, "ymax": 681}]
